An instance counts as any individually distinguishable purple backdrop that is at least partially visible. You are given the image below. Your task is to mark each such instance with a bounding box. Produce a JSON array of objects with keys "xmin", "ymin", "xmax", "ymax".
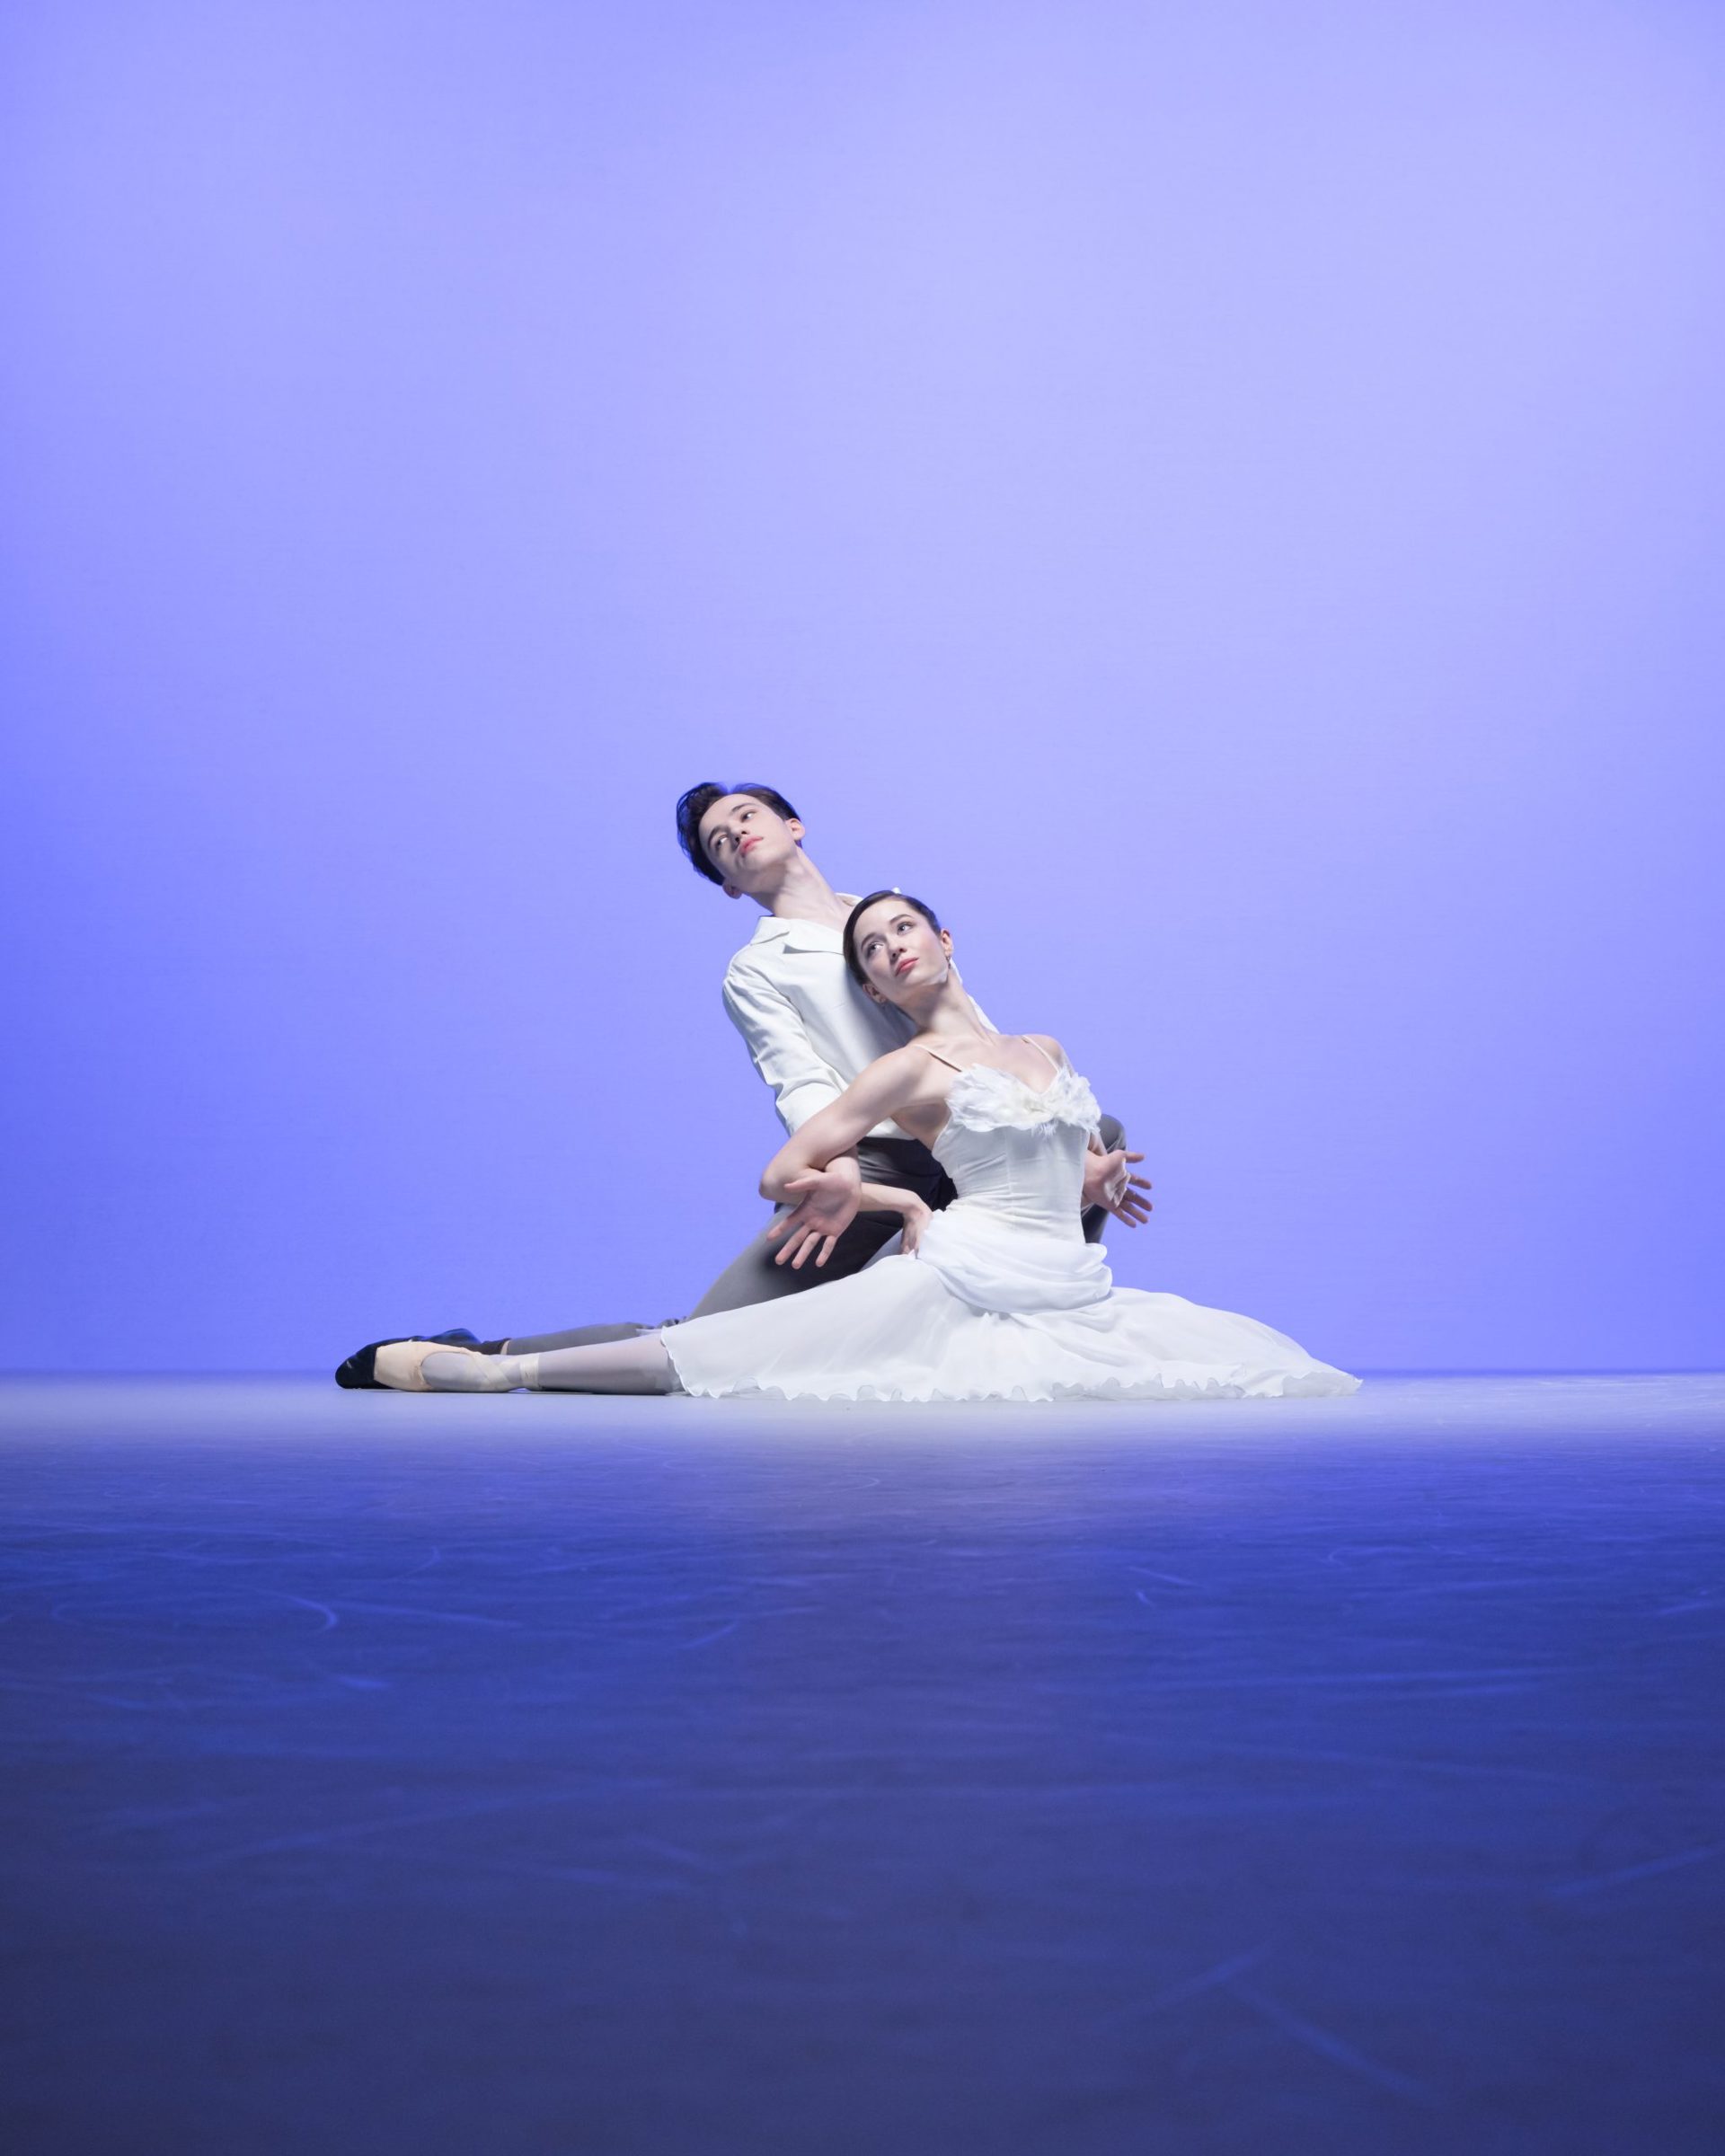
[{"xmin": 3, "ymin": 0, "xmax": 1721, "ymax": 1373}]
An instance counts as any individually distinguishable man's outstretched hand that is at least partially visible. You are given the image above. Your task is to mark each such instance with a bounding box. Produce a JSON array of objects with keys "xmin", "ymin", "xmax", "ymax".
[
  {"xmin": 765, "ymin": 1157, "xmax": 863, "ymax": 1271},
  {"xmin": 1083, "ymin": 1146, "xmax": 1154, "ymax": 1227}
]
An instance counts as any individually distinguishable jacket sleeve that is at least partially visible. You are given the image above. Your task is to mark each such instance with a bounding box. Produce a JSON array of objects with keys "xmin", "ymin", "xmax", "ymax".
[{"xmin": 721, "ymin": 961, "xmax": 848, "ymax": 1134}]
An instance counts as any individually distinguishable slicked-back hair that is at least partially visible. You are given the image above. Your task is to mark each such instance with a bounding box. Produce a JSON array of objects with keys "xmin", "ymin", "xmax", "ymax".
[
  {"xmin": 843, "ymin": 889, "xmax": 943, "ymax": 986},
  {"xmin": 676, "ymin": 782, "xmax": 801, "ymax": 886}
]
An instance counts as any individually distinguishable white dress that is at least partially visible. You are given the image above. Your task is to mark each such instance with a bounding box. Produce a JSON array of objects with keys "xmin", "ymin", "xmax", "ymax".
[{"xmin": 661, "ymin": 1056, "xmax": 1359, "ymax": 1405}]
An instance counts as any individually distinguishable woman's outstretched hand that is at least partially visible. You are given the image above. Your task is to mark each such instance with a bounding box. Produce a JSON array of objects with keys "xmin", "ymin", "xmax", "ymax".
[
  {"xmin": 1083, "ymin": 1146, "xmax": 1154, "ymax": 1227},
  {"xmin": 766, "ymin": 1160, "xmax": 863, "ymax": 1271}
]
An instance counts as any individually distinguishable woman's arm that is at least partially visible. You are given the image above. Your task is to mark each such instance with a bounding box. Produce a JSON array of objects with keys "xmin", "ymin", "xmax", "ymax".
[
  {"xmin": 757, "ymin": 1047, "xmax": 930, "ymax": 1200},
  {"xmin": 756, "ymin": 1047, "xmax": 941, "ymax": 1271}
]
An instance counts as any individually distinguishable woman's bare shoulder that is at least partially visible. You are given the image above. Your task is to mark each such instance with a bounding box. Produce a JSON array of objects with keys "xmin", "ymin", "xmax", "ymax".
[
  {"xmin": 860, "ymin": 1042, "xmax": 949, "ymax": 1097},
  {"xmin": 893, "ymin": 1040, "xmax": 967, "ymax": 1091}
]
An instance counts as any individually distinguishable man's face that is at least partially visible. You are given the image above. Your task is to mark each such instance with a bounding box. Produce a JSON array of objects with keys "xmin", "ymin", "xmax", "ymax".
[{"xmin": 697, "ymin": 793, "xmax": 805, "ymax": 895}]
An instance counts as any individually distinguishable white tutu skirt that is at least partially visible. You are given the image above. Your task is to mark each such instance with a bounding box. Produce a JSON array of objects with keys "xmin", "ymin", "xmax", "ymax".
[{"xmin": 662, "ymin": 1203, "xmax": 1358, "ymax": 1405}]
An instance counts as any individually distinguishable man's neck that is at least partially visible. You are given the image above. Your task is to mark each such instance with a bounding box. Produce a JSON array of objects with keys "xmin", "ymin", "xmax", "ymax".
[{"xmin": 756, "ymin": 850, "xmax": 852, "ymax": 930}]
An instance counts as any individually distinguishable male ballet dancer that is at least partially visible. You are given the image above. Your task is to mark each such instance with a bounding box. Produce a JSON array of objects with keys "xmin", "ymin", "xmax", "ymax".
[{"xmin": 335, "ymin": 782, "xmax": 1146, "ymax": 1383}]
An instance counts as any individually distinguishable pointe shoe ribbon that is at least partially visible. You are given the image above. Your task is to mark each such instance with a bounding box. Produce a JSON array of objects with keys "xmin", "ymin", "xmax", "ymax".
[{"xmin": 372, "ymin": 1339, "xmax": 491, "ymax": 1392}]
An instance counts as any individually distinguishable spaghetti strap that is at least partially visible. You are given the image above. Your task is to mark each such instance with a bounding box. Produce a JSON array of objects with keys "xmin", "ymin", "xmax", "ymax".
[
  {"xmin": 1024, "ymin": 1035, "xmax": 1066, "ymax": 1078},
  {"xmin": 921, "ymin": 1046, "xmax": 968, "ymax": 1074}
]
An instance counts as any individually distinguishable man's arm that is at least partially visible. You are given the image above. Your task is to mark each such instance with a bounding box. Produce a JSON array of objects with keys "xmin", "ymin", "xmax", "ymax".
[{"xmin": 721, "ymin": 962, "xmax": 846, "ymax": 1133}]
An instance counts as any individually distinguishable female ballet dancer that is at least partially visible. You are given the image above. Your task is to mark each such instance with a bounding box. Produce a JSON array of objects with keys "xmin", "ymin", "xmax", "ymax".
[{"xmin": 371, "ymin": 892, "xmax": 1358, "ymax": 1402}]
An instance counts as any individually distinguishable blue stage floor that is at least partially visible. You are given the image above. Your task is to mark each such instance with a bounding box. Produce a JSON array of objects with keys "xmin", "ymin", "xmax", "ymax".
[{"xmin": 3, "ymin": 1374, "xmax": 1722, "ymax": 2154}]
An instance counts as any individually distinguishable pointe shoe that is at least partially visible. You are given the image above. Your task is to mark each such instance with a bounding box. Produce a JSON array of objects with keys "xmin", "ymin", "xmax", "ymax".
[
  {"xmin": 372, "ymin": 1339, "xmax": 498, "ymax": 1392},
  {"xmin": 334, "ymin": 1329, "xmax": 480, "ymax": 1389}
]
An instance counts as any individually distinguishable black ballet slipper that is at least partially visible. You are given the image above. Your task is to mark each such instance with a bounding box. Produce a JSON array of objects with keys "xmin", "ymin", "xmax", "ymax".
[{"xmin": 334, "ymin": 1329, "xmax": 481, "ymax": 1390}]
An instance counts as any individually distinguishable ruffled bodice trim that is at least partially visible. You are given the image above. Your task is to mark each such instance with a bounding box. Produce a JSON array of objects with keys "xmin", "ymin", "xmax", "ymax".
[{"xmin": 934, "ymin": 1063, "xmax": 1102, "ymax": 1144}]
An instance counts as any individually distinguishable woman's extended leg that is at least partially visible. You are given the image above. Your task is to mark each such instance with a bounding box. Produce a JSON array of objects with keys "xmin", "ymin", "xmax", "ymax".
[{"xmin": 415, "ymin": 1334, "xmax": 678, "ymax": 1394}]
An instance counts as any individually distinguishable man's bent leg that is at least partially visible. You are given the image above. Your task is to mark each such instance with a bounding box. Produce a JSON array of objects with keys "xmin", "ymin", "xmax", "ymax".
[
  {"xmin": 687, "ymin": 1207, "xmax": 905, "ymax": 1318},
  {"xmin": 688, "ymin": 1135, "xmax": 945, "ymax": 1319},
  {"xmin": 481, "ymin": 1137, "xmax": 949, "ymax": 1339}
]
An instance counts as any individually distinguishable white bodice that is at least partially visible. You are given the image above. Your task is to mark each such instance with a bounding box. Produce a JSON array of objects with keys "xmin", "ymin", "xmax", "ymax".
[{"xmin": 931, "ymin": 1062, "xmax": 1103, "ymax": 1241}]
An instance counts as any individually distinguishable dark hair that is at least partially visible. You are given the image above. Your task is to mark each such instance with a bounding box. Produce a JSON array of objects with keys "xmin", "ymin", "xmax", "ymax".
[
  {"xmin": 675, "ymin": 782, "xmax": 801, "ymax": 886},
  {"xmin": 843, "ymin": 889, "xmax": 943, "ymax": 985}
]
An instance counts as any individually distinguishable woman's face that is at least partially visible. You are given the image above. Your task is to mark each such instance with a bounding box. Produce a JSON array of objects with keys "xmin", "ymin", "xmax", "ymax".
[{"xmin": 853, "ymin": 901, "xmax": 952, "ymax": 1006}]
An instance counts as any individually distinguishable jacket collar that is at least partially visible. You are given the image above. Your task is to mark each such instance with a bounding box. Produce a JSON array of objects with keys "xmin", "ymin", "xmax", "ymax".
[{"xmin": 745, "ymin": 895, "xmax": 859, "ymax": 956}]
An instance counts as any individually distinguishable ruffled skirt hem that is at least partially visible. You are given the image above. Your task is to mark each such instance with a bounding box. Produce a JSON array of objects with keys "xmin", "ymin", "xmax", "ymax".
[{"xmin": 668, "ymin": 1363, "xmax": 1360, "ymax": 1406}]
